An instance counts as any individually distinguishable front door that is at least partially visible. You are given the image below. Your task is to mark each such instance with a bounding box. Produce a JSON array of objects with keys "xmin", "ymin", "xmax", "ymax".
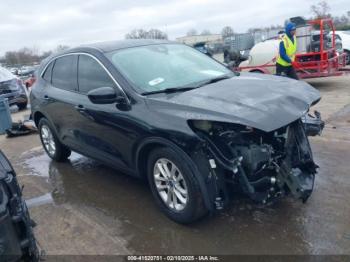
[{"xmin": 72, "ymin": 54, "xmax": 133, "ymax": 171}]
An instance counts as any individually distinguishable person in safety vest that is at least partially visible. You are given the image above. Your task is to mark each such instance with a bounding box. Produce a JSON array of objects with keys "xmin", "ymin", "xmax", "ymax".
[{"xmin": 276, "ymin": 22, "xmax": 299, "ymax": 79}]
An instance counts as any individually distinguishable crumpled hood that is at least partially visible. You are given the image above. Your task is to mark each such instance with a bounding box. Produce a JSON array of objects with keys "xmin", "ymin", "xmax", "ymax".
[{"xmin": 147, "ymin": 73, "xmax": 321, "ymax": 132}]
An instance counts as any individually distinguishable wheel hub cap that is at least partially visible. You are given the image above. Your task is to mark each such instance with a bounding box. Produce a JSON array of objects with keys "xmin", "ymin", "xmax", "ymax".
[
  {"xmin": 153, "ymin": 158, "xmax": 188, "ymax": 211},
  {"xmin": 41, "ymin": 125, "xmax": 56, "ymax": 156}
]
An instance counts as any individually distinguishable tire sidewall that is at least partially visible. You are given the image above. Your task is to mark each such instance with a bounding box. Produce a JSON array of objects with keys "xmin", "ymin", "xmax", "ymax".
[
  {"xmin": 147, "ymin": 147, "xmax": 204, "ymax": 223},
  {"xmin": 38, "ymin": 118, "xmax": 64, "ymax": 160}
]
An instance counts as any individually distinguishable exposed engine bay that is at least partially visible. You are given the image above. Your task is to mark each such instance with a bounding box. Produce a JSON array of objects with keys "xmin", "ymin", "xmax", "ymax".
[{"xmin": 190, "ymin": 111, "xmax": 324, "ymax": 207}]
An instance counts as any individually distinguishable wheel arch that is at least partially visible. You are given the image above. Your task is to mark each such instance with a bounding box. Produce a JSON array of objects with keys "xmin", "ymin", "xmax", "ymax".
[
  {"xmin": 33, "ymin": 111, "xmax": 47, "ymax": 127},
  {"xmin": 135, "ymin": 137, "xmax": 189, "ymax": 179},
  {"xmin": 135, "ymin": 137, "xmax": 213, "ymax": 211},
  {"xmin": 32, "ymin": 111, "xmax": 60, "ymax": 139}
]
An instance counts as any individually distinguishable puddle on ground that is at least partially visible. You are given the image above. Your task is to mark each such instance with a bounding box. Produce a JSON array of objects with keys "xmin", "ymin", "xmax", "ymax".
[
  {"xmin": 26, "ymin": 193, "xmax": 53, "ymax": 208},
  {"xmin": 20, "ymin": 148, "xmax": 83, "ymax": 178},
  {"xmin": 16, "ymin": 142, "xmax": 350, "ymax": 255}
]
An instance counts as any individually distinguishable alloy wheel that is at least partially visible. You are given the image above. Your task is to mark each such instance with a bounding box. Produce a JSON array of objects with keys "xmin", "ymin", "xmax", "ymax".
[
  {"xmin": 40, "ymin": 125, "xmax": 56, "ymax": 156},
  {"xmin": 153, "ymin": 158, "xmax": 188, "ymax": 211}
]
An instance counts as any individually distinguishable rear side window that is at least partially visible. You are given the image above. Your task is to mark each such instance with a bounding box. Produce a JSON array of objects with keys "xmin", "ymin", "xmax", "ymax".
[
  {"xmin": 78, "ymin": 55, "xmax": 115, "ymax": 94},
  {"xmin": 42, "ymin": 61, "xmax": 54, "ymax": 82},
  {"xmin": 52, "ymin": 55, "xmax": 78, "ymax": 91}
]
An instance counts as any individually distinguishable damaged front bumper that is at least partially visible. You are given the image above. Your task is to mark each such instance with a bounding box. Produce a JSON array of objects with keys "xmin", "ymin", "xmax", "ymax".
[
  {"xmin": 191, "ymin": 112, "xmax": 324, "ymax": 210},
  {"xmin": 302, "ymin": 111, "xmax": 325, "ymax": 137}
]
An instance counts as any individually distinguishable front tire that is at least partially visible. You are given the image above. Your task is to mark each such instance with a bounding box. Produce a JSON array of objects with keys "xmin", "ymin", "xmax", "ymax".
[
  {"xmin": 147, "ymin": 147, "xmax": 207, "ymax": 224},
  {"xmin": 38, "ymin": 118, "xmax": 71, "ymax": 162}
]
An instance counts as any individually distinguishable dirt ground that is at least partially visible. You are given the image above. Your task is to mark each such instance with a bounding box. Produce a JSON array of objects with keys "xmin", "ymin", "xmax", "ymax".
[{"xmin": 0, "ymin": 75, "xmax": 350, "ymax": 256}]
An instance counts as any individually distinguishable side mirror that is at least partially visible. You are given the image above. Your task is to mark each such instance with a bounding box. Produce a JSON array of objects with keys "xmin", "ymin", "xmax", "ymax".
[{"xmin": 87, "ymin": 87, "xmax": 118, "ymax": 104}]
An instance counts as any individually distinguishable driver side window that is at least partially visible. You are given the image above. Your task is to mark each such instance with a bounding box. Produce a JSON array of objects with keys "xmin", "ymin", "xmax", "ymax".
[{"xmin": 78, "ymin": 55, "xmax": 116, "ymax": 94}]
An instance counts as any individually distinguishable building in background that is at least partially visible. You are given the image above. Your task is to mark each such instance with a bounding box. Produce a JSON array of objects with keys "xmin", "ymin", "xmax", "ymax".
[{"xmin": 176, "ymin": 34, "xmax": 222, "ymax": 46}]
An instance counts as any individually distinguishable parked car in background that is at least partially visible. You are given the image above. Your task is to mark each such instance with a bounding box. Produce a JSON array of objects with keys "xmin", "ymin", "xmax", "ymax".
[
  {"xmin": 18, "ymin": 66, "xmax": 36, "ymax": 76},
  {"xmin": 207, "ymin": 42, "xmax": 224, "ymax": 54},
  {"xmin": 9, "ymin": 67, "xmax": 19, "ymax": 75},
  {"xmin": 193, "ymin": 42, "xmax": 212, "ymax": 56},
  {"xmin": 31, "ymin": 40, "xmax": 323, "ymax": 223},
  {"xmin": 0, "ymin": 66, "xmax": 28, "ymax": 110},
  {"xmin": 223, "ymin": 33, "xmax": 255, "ymax": 64},
  {"xmin": 309, "ymin": 31, "xmax": 342, "ymax": 54},
  {"xmin": 335, "ymin": 31, "xmax": 350, "ymax": 64}
]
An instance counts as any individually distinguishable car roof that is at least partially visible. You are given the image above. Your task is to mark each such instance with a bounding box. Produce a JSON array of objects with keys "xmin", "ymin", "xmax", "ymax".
[{"xmin": 78, "ymin": 39, "xmax": 175, "ymax": 53}]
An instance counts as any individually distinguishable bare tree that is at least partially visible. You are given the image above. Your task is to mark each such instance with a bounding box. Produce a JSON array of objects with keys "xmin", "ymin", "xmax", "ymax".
[
  {"xmin": 125, "ymin": 29, "xmax": 148, "ymax": 39},
  {"xmin": 333, "ymin": 14, "xmax": 350, "ymax": 30},
  {"xmin": 4, "ymin": 52, "xmax": 18, "ymax": 65},
  {"xmin": 40, "ymin": 51, "xmax": 53, "ymax": 60},
  {"xmin": 125, "ymin": 28, "xmax": 167, "ymax": 39},
  {"xmin": 55, "ymin": 45, "xmax": 70, "ymax": 52},
  {"xmin": 310, "ymin": 1, "xmax": 331, "ymax": 19},
  {"xmin": 221, "ymin": 26, "xmax": 234, "ymax": 38},
  {"xmin": 147, "ymin": 29, "xmax": 168, "ymax": 40},
  {"xmin": 186, "ymin": 29, "xmax": 197, "ymax": 36}
]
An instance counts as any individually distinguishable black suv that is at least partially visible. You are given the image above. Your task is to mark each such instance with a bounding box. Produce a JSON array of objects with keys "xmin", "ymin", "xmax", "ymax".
[
  {"xmin": 31, "ymin": 40, "xmax": 323, "ymax": 223},
  {"xmin": 0, "ymin": 66, "xmax": 28, "ymax": 110}
]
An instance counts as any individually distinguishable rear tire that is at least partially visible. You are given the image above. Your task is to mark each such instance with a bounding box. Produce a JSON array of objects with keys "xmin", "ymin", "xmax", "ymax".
[
  {"xmin": 38, "ymin": 118, "xmax": 71, "ymax": 162},
  {"xmin": 147, "ymin": 147, "xmax": 207, "ymax": 224}
]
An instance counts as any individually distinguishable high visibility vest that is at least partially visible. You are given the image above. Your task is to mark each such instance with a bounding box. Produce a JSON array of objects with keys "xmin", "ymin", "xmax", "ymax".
[{"xmin": 276, "ymin": 35, "xmax": 297, "ymax": 66}]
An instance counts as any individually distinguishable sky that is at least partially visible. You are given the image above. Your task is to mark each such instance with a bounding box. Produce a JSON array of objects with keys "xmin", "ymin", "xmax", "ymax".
[{"xmin": 0, "ymin": 0, "xmax": 348, "ymax": 55}]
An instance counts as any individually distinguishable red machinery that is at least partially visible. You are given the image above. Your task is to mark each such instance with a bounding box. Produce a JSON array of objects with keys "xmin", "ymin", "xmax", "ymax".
[{"xmin": 238, "ymin": 18, "xmax": 349, "ymax": 79}]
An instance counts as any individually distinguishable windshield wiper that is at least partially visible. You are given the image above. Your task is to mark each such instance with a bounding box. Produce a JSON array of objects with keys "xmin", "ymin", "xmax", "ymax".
[
  {"xmin": 194, "ymin": 75, "xmax": 233, "ymax": 88},
  {"xmin": 141, "ymin": 74, "xmax": 233, "ymax": 95},
  {"xmin": 141, "ymin": 86, "xmax": 197, "ymax": 95}
]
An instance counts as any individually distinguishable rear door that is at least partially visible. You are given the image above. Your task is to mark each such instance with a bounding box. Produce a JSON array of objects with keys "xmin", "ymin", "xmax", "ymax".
[{"xmin": 42, "ymin": 54, "xmax": 85, "ymax": 150}]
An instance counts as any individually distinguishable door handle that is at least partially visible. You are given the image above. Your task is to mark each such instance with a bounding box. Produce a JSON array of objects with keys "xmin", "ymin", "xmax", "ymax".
[
  {"xmin": 44, "ymin": 95, "xmax": 51, "ymax": 100},
  {"xmin": 75, "ymin": 105, "xmax": 95, "ymax": 121}
]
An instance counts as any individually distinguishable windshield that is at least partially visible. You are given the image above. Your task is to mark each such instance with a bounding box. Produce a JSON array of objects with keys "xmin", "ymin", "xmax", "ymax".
[{"xmin": 107, "ymin": 44, "xmax": 232, "ymax": 93}]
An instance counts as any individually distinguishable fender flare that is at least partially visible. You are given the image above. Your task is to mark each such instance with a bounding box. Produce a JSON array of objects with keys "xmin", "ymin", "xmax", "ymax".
[
  {"xmin": 135, "ymin": 137, "xmax": 214, "ymax": 211},
  {"xmin": 32, "ymin": 110, "xmax": 61, "ymax": 140}
]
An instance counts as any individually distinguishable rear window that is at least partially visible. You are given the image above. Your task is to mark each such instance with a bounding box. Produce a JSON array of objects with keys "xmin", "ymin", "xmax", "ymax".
[{"xmin": 52, "ymin": 55, "xmax": 78, "ymax": 91}]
